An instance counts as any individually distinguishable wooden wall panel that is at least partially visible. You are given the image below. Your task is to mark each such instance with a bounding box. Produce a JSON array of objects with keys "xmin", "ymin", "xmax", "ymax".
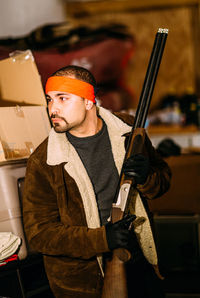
[{"xmin": 66, "ymin": 3, "xmax": 199, "ymax": 110}]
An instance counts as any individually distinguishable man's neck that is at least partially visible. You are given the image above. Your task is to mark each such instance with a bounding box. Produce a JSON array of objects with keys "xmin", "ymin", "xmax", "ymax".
[{"xmin": 69, "ymin": 109, "xmax": 103, "ymax": 137}]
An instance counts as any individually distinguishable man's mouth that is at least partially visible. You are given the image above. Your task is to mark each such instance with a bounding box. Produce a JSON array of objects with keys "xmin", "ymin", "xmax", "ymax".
[
  {"xmin": 51, "ymin": 114, "xmax": 63, "ymax": 121},
  {"xmin": 51, "ymin": 115, "xmax": 68, "ymax": 126},
  {"xmin": 51, "ymin": 117, "xmax": 62, "ymax": 122}
]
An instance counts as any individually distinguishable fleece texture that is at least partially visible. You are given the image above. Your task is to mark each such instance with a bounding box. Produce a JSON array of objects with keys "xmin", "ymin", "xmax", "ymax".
[{"xmin": 23, "ymin": 107, "xmax": 171, "ymax": 298}]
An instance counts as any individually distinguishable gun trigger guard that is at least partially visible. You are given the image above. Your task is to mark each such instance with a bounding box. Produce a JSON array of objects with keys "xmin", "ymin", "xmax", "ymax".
[{"xmin": 113, "ymin": 183, "xmax": 131, "ymax": 212}]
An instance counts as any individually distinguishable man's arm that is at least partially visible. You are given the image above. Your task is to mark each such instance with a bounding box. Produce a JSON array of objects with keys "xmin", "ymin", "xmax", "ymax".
[
  {"xmin": 136, "ymin": 132, "xmax": 171, "ymax": 199},
  {"xmin": 114, "ymin": 111, "xmax": 171, "ymax": 200},
  {"xmin": 22, "ymin": 156, "xmax": 109, "ymax": 259}
]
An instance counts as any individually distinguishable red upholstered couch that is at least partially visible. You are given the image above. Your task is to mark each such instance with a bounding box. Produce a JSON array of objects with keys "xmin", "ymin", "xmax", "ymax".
[{"xmin": 0, "ymin": 34, "xmax": 135, "ymax": 112}]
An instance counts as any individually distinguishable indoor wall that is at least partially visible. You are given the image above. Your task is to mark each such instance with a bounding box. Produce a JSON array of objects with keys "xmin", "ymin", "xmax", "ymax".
[{"xmin": 66, "ymin": 0, "xmax": 200, "ymax": 110}]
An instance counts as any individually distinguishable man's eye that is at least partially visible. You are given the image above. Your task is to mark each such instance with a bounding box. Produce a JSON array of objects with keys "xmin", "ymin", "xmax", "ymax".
[
  {"xmin": 46, "ymin": 97, "xmax": 52, "ymax": 103},
  {"xmin": 60, "ymin": 97, "xmax": 68, "ymax": 101}
]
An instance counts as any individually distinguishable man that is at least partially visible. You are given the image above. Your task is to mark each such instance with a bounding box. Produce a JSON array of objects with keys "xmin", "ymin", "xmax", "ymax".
[{"xmin": 23, "ymin": 65, "xmax": 171, "ymax": 298}]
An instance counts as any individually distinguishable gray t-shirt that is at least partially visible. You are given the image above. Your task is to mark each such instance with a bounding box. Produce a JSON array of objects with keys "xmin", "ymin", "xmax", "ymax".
[{"xmin": 66, "ymin": 119, "xmax": 119, "ymax": 225}]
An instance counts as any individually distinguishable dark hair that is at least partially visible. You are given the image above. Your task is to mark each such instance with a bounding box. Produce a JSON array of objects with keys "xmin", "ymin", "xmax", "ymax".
[{"xmin": 52, "ymin": 65, "xmax": 97, "ymax": 89}]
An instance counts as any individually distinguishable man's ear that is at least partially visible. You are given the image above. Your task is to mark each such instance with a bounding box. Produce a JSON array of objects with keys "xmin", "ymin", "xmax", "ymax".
[{"xmin": 85, "ymin": 99, "xmax": 94, "ymax": 110}]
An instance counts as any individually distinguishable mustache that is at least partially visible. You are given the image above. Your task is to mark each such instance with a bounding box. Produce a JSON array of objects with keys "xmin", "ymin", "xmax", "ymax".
[
  {"xmin": 51, "ymin": 114, "xmax": 64, "ymax": 120},
  {"xmin": 50, "ymin": 114, "xmax": 68, "ymax": 125}
]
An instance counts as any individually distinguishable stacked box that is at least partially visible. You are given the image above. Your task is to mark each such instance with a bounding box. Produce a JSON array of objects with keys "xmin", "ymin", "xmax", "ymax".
[{"xmin": 0, "ymin": 50, "xmax": 51, "ymax": 259}]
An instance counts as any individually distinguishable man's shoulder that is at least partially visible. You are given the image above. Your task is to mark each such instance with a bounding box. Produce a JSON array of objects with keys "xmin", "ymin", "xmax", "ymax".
[
  {"xmin": 29, "ymin": 137, "xmax": 48, "ymax": 162},
  {"xmin": 113, "ymin": 111, "xmax": 134, "ymax": 126}
]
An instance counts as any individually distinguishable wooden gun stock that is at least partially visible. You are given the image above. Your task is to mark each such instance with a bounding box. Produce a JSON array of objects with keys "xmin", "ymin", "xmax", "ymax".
[
  {"xmin": 102, "ymin": 249, "xmax": 131, "ymax": 298},
  {"xmin": 102, "ymin": 28, "xmax": 168, "ymax": 298}
]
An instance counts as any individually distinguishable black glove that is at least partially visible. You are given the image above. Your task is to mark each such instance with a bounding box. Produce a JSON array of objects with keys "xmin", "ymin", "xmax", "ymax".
[
  {"xmin": 123, "ymin": 154, "xmax": 150, "ymax": 185},
  {"xmin": 105, "ymin": 215, "xmax": 136, "ymax": 251}
]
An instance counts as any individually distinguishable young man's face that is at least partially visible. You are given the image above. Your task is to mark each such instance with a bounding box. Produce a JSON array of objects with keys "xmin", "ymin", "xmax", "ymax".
[{"xmin": 46, "ymin": 90, "xmax": 88, "ymax": 133}]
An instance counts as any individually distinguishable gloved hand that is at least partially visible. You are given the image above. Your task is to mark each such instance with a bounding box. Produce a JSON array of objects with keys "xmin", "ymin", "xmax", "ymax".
[
  {"xmin": 123, "ymin": 154, "xmax": 150, "ymax": 185},
  {"xmin": 105, "ymin": 215, "xmax": 136, "ymax": 251}
]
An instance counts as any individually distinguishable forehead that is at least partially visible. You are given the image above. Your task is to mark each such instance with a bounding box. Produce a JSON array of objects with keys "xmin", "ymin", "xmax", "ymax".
[{"xmin": 46, "ymin": 91, "xmax": 72, "ymax": 98}]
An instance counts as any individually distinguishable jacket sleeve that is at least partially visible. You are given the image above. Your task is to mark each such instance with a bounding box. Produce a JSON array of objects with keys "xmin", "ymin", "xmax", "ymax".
[
  {"xmin": 22, "ymin": 156, "xmax": 109, "ymax": 259},
  {"xmin": 114, "ymin": 111, "xmax": 171, "ymax": 200},
  {"xmin": 136, "ymin": 132, "xmax": 172, "ymax": 199}
]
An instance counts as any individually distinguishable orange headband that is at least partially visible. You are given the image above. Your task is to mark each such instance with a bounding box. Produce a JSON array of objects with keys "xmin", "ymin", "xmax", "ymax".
[{"xmin": 45, "ymin": 76, "xmax": 96, "ymax": 103}]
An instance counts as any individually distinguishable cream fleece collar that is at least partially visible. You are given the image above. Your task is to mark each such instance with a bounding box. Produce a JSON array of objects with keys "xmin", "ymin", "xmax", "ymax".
[
  {"xmin": 47, "ymin": 106, "xmax": 131, "ymax": 167},
  {"xmin": 46, "ymin": 106, "xmax": 158, "ymax": 266}
]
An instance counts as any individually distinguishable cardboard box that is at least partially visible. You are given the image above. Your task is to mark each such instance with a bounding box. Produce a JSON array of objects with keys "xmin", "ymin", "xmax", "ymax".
[
  {"xmin": 0, "ymin": 106, "xmax": 50, "ymax": 162},
  {"xmin": 0, "ymin": 50, "xmax": 51, "ymax": 260},
  {"xmin": 0, "ymin": 50, "xmax": 51, "ymax": 162},
  {"xmin": 0, "ymin": 50, "xmax": 47, "ymax": 106}
]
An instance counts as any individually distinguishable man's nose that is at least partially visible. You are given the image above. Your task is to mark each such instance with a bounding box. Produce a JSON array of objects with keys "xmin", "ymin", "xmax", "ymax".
[{"xmin": 50, "ymin": 100, "xmax": 61, "ymax": 115}]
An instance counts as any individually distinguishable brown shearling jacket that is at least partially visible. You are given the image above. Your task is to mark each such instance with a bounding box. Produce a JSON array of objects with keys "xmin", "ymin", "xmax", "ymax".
[{"xmin": 23, "ymin": 107, "xmax": 171, "ymax": 298}]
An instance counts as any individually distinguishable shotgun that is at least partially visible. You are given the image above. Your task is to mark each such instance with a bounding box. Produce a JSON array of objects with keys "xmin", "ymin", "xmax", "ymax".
[{"xmin": 102, "ymin": 28, "xmax": 168, "ymax": 298}]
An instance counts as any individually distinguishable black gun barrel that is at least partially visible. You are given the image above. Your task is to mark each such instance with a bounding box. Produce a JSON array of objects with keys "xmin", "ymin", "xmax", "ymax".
[
  {"xmin": 133, "ymin": 28, "xmax": 168, "ymax": 130},
  {"xmin": 112, "ymin": 28, "xmax": 169, "ymax": 204}
]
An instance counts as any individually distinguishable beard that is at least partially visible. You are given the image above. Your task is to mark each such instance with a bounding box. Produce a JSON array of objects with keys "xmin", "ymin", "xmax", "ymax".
[
  {"xmin": 51, "ymin": 115, "xmax": 69, "ymax": 133},
  {"xmin": 53, "ymin": 123, "xmax": 68, "ymax": 133}
]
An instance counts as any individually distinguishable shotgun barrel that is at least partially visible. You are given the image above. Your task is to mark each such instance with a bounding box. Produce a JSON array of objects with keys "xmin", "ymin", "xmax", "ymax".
[
  {"xmin": 102, "ymin": 28, "xmax": 168, "ymax": 298},
  {"xmin": 132, "ymin": 28, "xmax": 168, "ymax": 130}
]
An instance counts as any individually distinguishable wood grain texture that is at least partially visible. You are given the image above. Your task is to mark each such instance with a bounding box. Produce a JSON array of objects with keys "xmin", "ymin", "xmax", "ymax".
[{"xmin": 66, "ymin": 2, "xmax": 200, "ymax": 110}]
